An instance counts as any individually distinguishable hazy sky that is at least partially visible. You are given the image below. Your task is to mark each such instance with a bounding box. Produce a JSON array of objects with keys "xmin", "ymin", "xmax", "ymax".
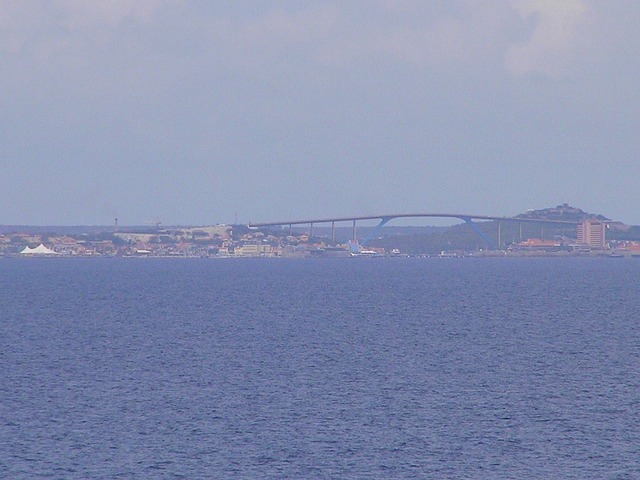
[{"xmin": 2, "ymin": 0, "xmax": 639, "ymax": 225}]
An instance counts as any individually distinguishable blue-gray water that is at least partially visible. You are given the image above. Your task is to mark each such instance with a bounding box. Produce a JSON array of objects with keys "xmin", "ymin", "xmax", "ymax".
[{"xmin": 1, "ymin": 258, "xmax": 639, "ymax": 479}]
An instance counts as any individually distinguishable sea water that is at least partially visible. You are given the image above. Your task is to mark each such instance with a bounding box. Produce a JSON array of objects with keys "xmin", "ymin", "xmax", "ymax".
[{"xmin": 1, "ymin": 257, "xmax": 639, "ymax": 479}]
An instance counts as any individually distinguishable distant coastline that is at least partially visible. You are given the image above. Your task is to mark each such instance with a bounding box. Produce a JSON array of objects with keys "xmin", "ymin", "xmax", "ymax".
[{"xmin": 3, "ymin": 204, "xmax": 640, "ymax": 258}]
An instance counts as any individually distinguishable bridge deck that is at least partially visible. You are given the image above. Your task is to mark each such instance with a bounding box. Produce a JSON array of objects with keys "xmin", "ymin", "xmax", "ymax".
[{"xmin": 249, "ymin": 213, "xmax": 581, "ymax": 227}]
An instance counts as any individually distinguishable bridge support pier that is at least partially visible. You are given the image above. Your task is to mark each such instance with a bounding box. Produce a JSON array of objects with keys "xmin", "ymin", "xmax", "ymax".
[
  {"xmin": 331, "ymin": 221, "xmax": 336, "ymax": 243},
  {"xmin": 462, "ymin": 216, "xmax": 498, "ymax": 250},
  {"xmin": 361, "ymin": 217, "xmax": 393, "ymax": 246}
]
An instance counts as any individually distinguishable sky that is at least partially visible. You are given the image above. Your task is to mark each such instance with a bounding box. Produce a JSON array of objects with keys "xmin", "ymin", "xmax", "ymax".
[{"xmin": 1, "ymin": 0, "xmax": 639, "ymax": 226}]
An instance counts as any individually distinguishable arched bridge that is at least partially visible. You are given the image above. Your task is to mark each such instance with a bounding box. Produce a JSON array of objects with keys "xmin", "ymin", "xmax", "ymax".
[{"xmin": 248, "ymin": 213, "xmax": 581, "ymax": 250}]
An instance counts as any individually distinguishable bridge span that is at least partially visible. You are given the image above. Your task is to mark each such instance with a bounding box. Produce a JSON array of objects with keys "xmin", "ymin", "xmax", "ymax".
[{"xmin": 248, "ymin": 213, "xmax": 580, "ymax": 250}]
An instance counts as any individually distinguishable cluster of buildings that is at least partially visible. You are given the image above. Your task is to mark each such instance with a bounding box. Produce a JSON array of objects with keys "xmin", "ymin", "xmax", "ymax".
[
  {"xmin": 0, "ymin": 225, "xmax": 359, "ymax": 258},
  {"xmin": 508, "ymin": 219, "xmax": 640, "ymax": 256}
]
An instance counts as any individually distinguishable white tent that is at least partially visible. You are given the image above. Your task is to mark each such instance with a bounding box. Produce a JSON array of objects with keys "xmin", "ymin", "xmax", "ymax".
[{"xmin": 20, "ymin": 244, "xmax": 60, "ymax": 255}]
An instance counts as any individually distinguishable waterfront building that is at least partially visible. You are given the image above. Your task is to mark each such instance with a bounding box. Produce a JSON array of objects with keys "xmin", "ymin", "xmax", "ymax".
[
  {"xmin": 577, "ymin": 220, "xmax": 607, "ymax": 249},
  {"xmin": 508, "ymin": 238, "xmax": 564, "ymax": 253}
]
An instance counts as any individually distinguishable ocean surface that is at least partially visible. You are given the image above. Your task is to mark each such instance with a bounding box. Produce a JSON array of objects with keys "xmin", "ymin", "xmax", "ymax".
[{"xmin": 1, "ymin": 257, "xmax": 639, "ymax": 479}]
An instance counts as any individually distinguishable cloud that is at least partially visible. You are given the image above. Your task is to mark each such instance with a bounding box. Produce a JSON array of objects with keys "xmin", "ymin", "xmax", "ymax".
[
  {"xmin": 0, "ymin": 0, "xmax": 176, "ymax": 54},
  {"xmin": 369, "ymin": 6, "xmax": 508, "ymax": 70},
  {"xmin": 54, "ymin": 0, "xmax": 167, "ymax": 28},
  {"xmin": 0, "ymin": 2, "xmax": 45, "ymax": 53},
  {"xmin": 286, "ymin": 1, "xmax": 513, "ymax": 70},
  {"xmin": 208, "ymin": 5, "xmax": 341, "ymax": 69},
  {"xmin": 506, "ymin": 0, "xmax": 590, "ymax": 77},
  {"xmin": 241, "ymin": 6, "xmax": 340, "ymax": 44},
  {"xmin": 0, "ymin": 1, "xmax": 588, "ymax": 76}
]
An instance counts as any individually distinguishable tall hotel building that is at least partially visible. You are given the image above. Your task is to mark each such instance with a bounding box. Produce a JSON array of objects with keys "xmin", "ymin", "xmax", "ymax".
[{"xmin": 577, "ymin": 220, "xmax": 607, "ymax": 249}]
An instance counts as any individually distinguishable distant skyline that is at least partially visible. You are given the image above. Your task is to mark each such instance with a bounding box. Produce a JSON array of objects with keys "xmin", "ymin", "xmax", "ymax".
[{"xmin": 2, "ymin": 1, "xmax": 640, "ymax": 225}]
